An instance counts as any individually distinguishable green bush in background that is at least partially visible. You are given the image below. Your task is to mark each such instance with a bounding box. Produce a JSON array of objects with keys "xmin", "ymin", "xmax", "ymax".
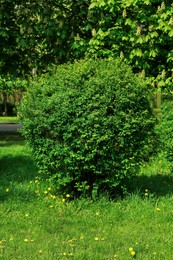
[
  {"xmin": 155, "ymin": 100, "xmax": 173, "ymax": 164},
  {"xmin": 20, "ymin": 59, "xmax": 156, "ymax": 197}
]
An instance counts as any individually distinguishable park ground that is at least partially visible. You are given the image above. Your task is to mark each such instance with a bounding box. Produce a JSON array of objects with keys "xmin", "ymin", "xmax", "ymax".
[{"xmin": 1, "ymin": 135, "xmax": 173, "ymax": 259}]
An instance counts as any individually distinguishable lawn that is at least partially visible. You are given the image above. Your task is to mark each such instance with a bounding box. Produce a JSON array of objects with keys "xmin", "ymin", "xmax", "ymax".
[
  {"xmin": 0, "ymin": 116, "xmax": 19, "ymax": 123},
  {"xmin": 0, "ymin": 139, "xmax": 173, "ymax": 259}
]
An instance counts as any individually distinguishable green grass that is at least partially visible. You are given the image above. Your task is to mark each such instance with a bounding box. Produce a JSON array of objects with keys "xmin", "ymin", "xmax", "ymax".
[
  {"xmin": 1, "ymin": 140, "xmax": 173, "ymax": 259},
  {"xmin": 0, "ymin": 116, "xmax": 18, "ymax": 123}
]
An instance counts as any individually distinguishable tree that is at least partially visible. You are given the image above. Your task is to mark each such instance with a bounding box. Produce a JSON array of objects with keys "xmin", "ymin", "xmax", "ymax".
[{"xmin": 72, "ymin": 0, "xmax": 173, "ymax": 97}]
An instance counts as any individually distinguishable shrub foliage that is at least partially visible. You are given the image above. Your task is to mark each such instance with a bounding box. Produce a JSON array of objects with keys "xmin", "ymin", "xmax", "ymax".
[
  {"xmin": 155, "ymin": 100, "xmax": 173, "ymax": 163},
  {"xmin": 20, "ymin": 59, "xmax": 155, "ymax": 196}
]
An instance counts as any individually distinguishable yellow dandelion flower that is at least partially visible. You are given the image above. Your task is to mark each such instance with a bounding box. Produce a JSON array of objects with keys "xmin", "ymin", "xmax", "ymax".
[
  {"xmin": 35, "ymin": 180, "xmax": 39, "ymax": 183},
  {"xmin": 80, "ymin": 236, "xmax": 84, "ymax": 240},
  {"xmin": 145, "ymin": 189, "xmax": 148, "ymax": 192},
  {"xmin": 48, "ymin": 187, "xmax": 51, "ymax": 191},
  {"xmin": 49, "ymin": 205, "xmax": 53, "ymax": 208},
  {"xmin": 29, "ymin": 181, "xmax": 33, "ymax": 184},
  {"xmin": 63, "ymin": 252, "xmax": 67, "ymax": 256},
  {"xmin": 5, "ymin": 188, "xmax": 9, "ymax": 192},
  {"xmin": 62, "ymin": 198, "xmax": 66, "ymax": 202},
  {"xmin": 131, "ymin": 250, "xmax": 136, "ymax": 257},
  {"xmin": 156, "ymin": 207, "xmax": 160, "ymax": 211},
  {"xmin": 25, "ymin": 214, "xmax": 29, "ymax": 217},
  {"xmin": 39, "ymin": 250, "xmax": 42, "ymax": 253},
  {"xmin": 24, "ymin": 239, "xmax": 29, "ymax": 242},
  {"xmin": 95, "ymin": 237, "xmax": 99, "ymax": 241},
  {"xmin": 95, "ymin": 212, "xmax": 100, "ymax": 216},
  {"xmin": 66, "ymin": 194, "xmax": 70, "ymax": 198},
  {"xmin": 44, "ymin": 191, "xmax": 48, "ymax": 194},
  {"xmin": 129, "ymin": 247, "xmax": 134, "ymax": 252}
]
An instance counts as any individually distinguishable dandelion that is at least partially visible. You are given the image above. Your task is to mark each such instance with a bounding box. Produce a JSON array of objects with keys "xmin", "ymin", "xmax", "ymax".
[
  {"xmin": 25, "ymin": 213, "xmax": 29, "ymax": 217},
  {"xmin": 156, "ymin": 207, "xmax": 160, "ymax": 211},
  {"xmin": 47, "ymin": 187, "xmax": 51, "ymax": 191},
  {"xmin": 44, "ymin": 191, "xmax": 48, "ymax": 194},
  {"xmin": 35, "ymin": 180, "xmax": 39, "ymax": 183},
  {"xmin": 95, "ymin": 237, "xmax": 99, "ymax": 241},
  {"xmin": 62, "ymin": 198, "xmax": 66, "ymax": 202},
  {"xmin": 130, "ymin": 250, "xmax": 136, "ymax": 257},
  {"xmin": 38, "ymin": 250, "xmax": 42, "ymax": 253},
  {"xmin": 129, "ymin": 247, "xmax": 133, "ymax": 252},
  {"xmin": 49, "ymin": 205, "xmax": 53, "ymax": 208},
  {"xmin": 144, "ymin": 192, "xmax": 148, "ymax": 196},
  {"xmin": 29, "ymin": 181, "xmax": 33, "ymax": 184},
  {"xmin": 5, "ymin": 188, "xmax": 9, "ymax": 192},
  {"xmin": 95, "ymin": 212, "xmax": 100, "ymax": 216},
  {"xmin": 80, "ymin": 236, "xmax": 84, "ymax": 240},
  {"xmin": 66, "ymin": 194, "xmax": 70, "ymax": 198},
  {"xmin": 145, "ymin": 189, "xmax": 148, "ymax": 192},
  {"xmin": 24, "ymin": 239, "xmax": 29, "ymax": 242}
]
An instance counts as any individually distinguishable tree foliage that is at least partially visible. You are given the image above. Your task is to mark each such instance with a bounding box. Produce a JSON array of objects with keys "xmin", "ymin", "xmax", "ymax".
[
  {"xmin": 0, "ymin": 0, "xmax": 172, "ymax": 103},
  {"xmin": 73, "ymin": 0, "xmax": 173, "ymax": 91}
]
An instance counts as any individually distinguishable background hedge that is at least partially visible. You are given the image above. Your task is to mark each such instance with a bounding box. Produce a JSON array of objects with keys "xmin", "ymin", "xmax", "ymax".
[{"xmin": 20, "ymin": 59, "xmax": 156, "ymax": 197}]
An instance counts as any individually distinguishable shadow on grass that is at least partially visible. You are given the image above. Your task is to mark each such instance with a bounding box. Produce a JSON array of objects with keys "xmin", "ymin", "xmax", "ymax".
[
  {"xmin": 0, "ymin": 140, "xmax": 25, "ymax": 148},
  {"xmin": 0, "ymin": 132, "xmax": 24, "ymax": 142},
  {"xmin": 127, "ymin": 174, "xmax": 173, "ymax": 197},
  {"xmin": 0, "ymin": 154, "xmax": 39, "ymax": 202}
]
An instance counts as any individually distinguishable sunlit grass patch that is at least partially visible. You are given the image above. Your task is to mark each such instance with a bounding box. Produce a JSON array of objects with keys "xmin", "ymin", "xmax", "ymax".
[{"xmin": 0, "ymin": 116, "xmax": 18, "ymax": 123}]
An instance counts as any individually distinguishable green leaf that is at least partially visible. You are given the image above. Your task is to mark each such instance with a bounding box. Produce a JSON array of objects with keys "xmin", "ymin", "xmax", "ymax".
[{"xmin": 169, "ymin": 30, "xmax": 173, "ymax": 37}]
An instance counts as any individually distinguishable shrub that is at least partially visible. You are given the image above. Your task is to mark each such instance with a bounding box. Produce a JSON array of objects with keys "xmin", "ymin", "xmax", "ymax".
[
  {"xmin": 155, "ymin": 100, "xmax": 173, "ymax": 163},
  {"xmin": 20, "ymin": 59, "xmax": 156, "ymax": 197}
]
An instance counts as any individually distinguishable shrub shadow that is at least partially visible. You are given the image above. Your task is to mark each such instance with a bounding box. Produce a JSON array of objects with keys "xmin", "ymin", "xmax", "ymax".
[
  {"xmin": 0, "ymin": 132, "xmax": 24, "ymax": 142},
  {"xmin": 0, "ymin": 155, "xmax": 39, "ymax": 202},
  {"xmin": 127, "ymin": 174, "xmax": 173, "ymax": 197}
]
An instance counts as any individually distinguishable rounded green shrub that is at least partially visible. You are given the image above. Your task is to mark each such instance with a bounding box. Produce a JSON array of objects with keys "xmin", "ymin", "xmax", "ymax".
[{"xmin": 20, "ymin": 59, "xmax": 156, "ymax": 197}]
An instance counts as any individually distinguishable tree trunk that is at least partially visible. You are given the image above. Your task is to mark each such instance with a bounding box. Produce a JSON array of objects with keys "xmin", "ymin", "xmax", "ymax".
[{"xmin": 3, "ymin": 92, "xmax": 8, "ymax": 116}]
